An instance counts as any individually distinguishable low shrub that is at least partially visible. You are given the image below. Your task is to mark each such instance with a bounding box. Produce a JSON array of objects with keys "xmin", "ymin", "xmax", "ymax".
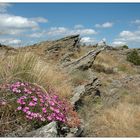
[
  {"xmin": 127, "ymin": 49, "xmax": 140, "ymax": 65},
  {"xmin": 122, "ymin": 45, "xmax": 129, "ymax": 49},
  {"xmin": 0, "ymin": 81, "xmax": 80, "ymax": 136}
]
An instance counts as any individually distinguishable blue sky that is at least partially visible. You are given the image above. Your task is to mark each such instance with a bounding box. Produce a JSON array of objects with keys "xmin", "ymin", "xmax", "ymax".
[{"xmin": 0, "ymin": 3, "xmax": 140, "ymax": 48}]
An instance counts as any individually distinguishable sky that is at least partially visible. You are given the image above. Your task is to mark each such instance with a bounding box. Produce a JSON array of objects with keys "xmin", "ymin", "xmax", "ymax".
[{"xmin": 0, "ymin": 3, "xmax": 140, "ymax": 48}]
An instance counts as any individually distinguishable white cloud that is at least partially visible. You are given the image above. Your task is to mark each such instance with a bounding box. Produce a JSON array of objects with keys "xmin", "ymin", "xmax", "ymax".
[
  {"xmin": 0, "ymin": 38, "xmax": 21, "ymax": 46},
  {"xmin": 74, "ymin": 24, "xmax": 84, "ymax": 29},
  {"xmin": 118, "ymin": 30, "xmax": 140, "ymax": 42},
  {"xmin": 46, "ymin": 26, "xmax": 97, "ymax": 37},
  {"xmin": 47, "ymin": 27, "xmax": 68, "ymax": 36},
  {"xmin": 120, "ymin": 30, "xmax": 134, "ymax": 38},
  {"xmin": 71, "ymin": 28, "xmax": 97, "ymax": 35},
  {"xmin": 27, "ymin": 31, "xmax": 46, "ymax": 38},
  {"xmin": 132, "ymin": 19, "xmax": 140, "ymax": 24},
  {"xmin": 0, "ymin": 13, "xmax": 50, "ymax": 36},
  {"xmin": 0, "ymin": 3, "xmax": 11, "ymax": 13},
  {"xmin": 0, "ymin": 28, "xmax": 26, "ymax": 35},
  {"xmin": 112, "ymin": 41, "xmax": 126, "ymax": 46},
  {"xmin": 0, "ymin": 4, "xmax": 48, "ymax": 36},
  {"xmin": 95, "ymin": 22, "xmax": 113, "ymax": 28},
  {"xmin": 30, "ymin": 17, "xmax": 48, "ymax": 23},
  {"xmin": 112, "ymin": 29, "xmax": 140, "ymax": 47},
  {"xmin": 0, "ymin": 14, "xmax": 38, "ymax": 29},
  {"xmin": 81, "ymin": 37, "xmax": 96, "ymax": 44}
]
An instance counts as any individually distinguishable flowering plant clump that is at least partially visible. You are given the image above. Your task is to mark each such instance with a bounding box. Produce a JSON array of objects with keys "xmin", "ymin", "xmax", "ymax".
[{"xmin": 9, "ymin": 81, "xmax": 69, "ymax": 124}]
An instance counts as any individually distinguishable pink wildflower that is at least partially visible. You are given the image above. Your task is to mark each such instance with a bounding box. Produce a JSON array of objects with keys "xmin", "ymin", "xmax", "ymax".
[
  {"xmin": 40, "ymin": 99, "xmax": 44, "ymax": 103},
  {"xmin": 49, "ymin": 101, "xmax": 55, "ymax": 106},
  {"xmin": 23, "ymin": 107, "xmax": 29, "ymax": 112},
  {"xmin": 12, "ymin": 88, "xmax": 17, "ymax": 92},
  {"xmin": 54, "ymin": 108, "xmax": 60, "ymax": 114},
  {"xmin": 26, "ymin": 111, "xmax": 31, "ymax": 115},
  {"xmin": 33, "ymin": 97, "xmax": 38, "ymax": 102},
  {"xmin": 41, "ymin": 117, "xmax": 45, "ymax": 121},
  {"xmin": 42, "ymin": 107, "xmax": 47, "ymax": 113},
  {"xmin": 29, "ymin": 102, "xmax": 36, "ymax": 106},
  {"xmin": 47, "ymin": 116, "xmax": 52, "ymax": 121},
  {"xmin": 17, "ymin": 106, "xmax": 22, "ymax": 110}
]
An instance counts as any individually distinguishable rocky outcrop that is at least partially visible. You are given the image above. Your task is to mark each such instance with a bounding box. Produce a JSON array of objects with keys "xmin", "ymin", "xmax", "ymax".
[
  {"xmin": 63, "ymin": 47, "xmax": 105, "ymax": 71},
  {"xmin": 71, "ymin": 74, "xmax": 101, "ymax": 108},
  {"xmin": 44, "ymin": 35, "xmax": 81, "ymax": 61},
  {"xmin": 25, "ymin": 121, "xmax": 58, "ymax": 137},
  {"xmin": 46, "ymin": 34, "xmax": 80, "ymax": 52}
]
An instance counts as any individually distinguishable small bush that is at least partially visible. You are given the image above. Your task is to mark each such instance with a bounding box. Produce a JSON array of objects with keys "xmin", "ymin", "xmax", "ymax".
[
  {"xmin": 127, "ymin": 49, "xmax": 140, "ymax": 65},
  {"xmin": 122, "ymin": 45, "xmax": 129, "ymax": 49},
  {"xmin": 0, "ymin": 81, "xmax": 80, "ymax": 136}
]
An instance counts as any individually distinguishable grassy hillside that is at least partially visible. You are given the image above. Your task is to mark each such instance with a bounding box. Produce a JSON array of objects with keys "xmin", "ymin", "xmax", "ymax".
[{"xmin": 0, "ymin": 36, "xmax": 140, "ymax": 137}]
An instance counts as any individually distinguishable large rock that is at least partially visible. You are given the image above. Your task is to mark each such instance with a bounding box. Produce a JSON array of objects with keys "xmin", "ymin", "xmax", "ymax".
[
  {"xmin": 46, "ymin": 34, "xmax": 80, "ymax": 52},
  {"xmin": 24, "ymin": 121, "xmax": 58, "ymax": 137},
  {"xmin": 45, "ymin": 35, "xmax": 81, "ymax": 61}
]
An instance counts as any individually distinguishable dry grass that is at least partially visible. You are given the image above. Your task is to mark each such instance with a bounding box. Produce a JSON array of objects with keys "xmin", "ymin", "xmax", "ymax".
[
  {"xmin": 80, "ymin": 93, "xmax": 140, "ymax": 137},
  {"xmin": 94, "ymin": 102, "xmax": 140, "ymax": 137},
  {"xmin": 0, "ymin": 51, "xmax": 72, "ymax": 99},
  {"xmin": 94, "ymin": 52, "xmax": 117, "ymax": 68},
  {"xmin": 94, "ymin": 51, "xmax": 137, "ymax": 74},
  {"xmin": 92, "ymin": 64, "xmax": 114, "ymax": 74},
  {"xmin": 70, "ymin": 69, "xmax": 90, "ymax": 86}
]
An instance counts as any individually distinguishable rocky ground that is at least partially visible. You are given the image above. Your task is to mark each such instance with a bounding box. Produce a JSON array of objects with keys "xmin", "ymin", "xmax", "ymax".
[{"xmin": 0, "ymin": 35, "xmax": 140, "ymax": 137}]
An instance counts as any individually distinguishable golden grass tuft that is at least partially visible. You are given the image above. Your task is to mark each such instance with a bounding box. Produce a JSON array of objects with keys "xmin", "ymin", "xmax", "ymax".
[{"xmin": 0, "ymin": 51, "xmax": 72, "ymax": 98}]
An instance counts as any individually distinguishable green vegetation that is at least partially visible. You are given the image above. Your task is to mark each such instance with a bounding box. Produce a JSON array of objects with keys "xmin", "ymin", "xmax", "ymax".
[
  {"xmin": 122, "ymin": 45, "xmax": 129, "ymax": 49},
  {"xmin": 127, "ymin": 49, "xmax": 140, "ymax": 65}
]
